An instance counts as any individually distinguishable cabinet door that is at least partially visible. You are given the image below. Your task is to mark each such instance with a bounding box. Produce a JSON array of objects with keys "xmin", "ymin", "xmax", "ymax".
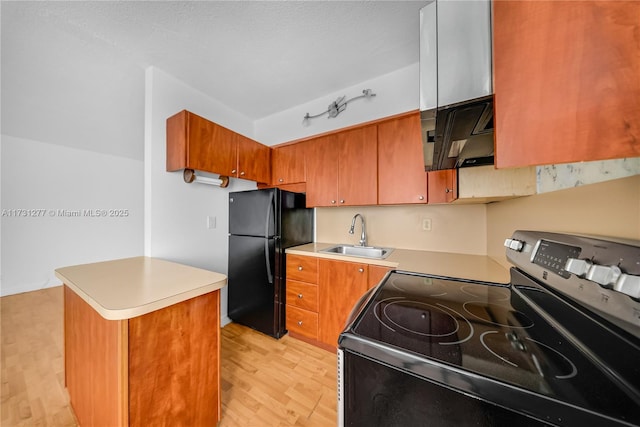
[
  {"xmin": 286, "ymin": 254, "xmax": 318, "ymax": 283},
  {"xmin": 305, "ymin": 135, "xmax": 339, "ymax": 207},
  {"xmin": 272, "ymin": 143, "xmax": 306, "ymax": 185},
  {"xmin": 428, "ymin": 169, "xmax": 457, "ymax": 204},
  {"xmin": 286, "ymin": 280, "xmax": 318, "ymax": 312},
  {"xmin": 318, "ymin": 259, "xmax": 368, "ymax": 348},
  {"xmin": 237, "ymin": 134, "xmax": 271, "ymax": 183},
  {"xmin": 336, "ymin": 125, "xmax": 378, "ymax": 206},
  {"xmin": 378, "ymin": 114, "xmax": 428, "ymax": 205},
  {"xmin": 187, "ymin": 112, "xmax": 237, "ymax": 176},
  {"xmin": 286, "ymin": 305, "xmax": 318, "ymax": 339},
  {"xmin": 493, "ymin": 1, "xmax": 640, "ymax": 168},
  {"xmin": 129, "ymin": 291, "xmax": 220, "ymax": 427},
  {"xmin": 166, "ymin": 110, "xmax": 188, "ymax": 172},
  {"xmin": 368, "ymin": 265, "xmax": 392, "ymax": 290}
]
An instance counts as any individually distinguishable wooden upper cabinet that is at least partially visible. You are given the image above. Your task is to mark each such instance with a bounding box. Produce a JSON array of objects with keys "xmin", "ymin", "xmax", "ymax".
[
  {"xmin": 166, "ymin": 110, "xmax": 271, "ymax": 183},
  {"xmin": 493, "ymin": 1, "xmax": 640, "ymax": 168},
  {"xmin": 305, "ymin": 135, "xmax": 339, "ymax": 207},
  {"xmin": 237, "ymin": 134, "xmax": 271, "ymax": 184},
  {"xmin": 305, "ymin": 126, "xmax": 378, "ymax": 208},
  {"xmin": 167, "ymin": 110, "xmax": 236, "ymax": 174},
  {"xmin": 336, "ymin": 125, "xmax": 378, "ymax": 206},
  {"xmin": 377, "ymin": 113, "xmax": 428, "ymax": 204},
  {"xmin": 318, "ymin": 259, "xmax": 368, "ymax": 349},
  {"xmin": 272, "ymin": 143, "xmax": 306, "ymax": 185},
  {"xmin": 428, "ymin": 169, "xmax": 457, "ymax": 204}
]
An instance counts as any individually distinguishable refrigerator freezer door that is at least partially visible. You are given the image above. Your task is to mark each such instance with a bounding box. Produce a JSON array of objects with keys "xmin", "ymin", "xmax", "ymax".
[
  {"xmin": 229, "ymin": 188, "xmax": 276, "ymax": 238},
  {"xmin": 228, "ymin": 234, "xmax": 283, "ymax": 337},
  {"xmin": 279, "ymin": 190, "xmax": 314, "ymax": 248}
]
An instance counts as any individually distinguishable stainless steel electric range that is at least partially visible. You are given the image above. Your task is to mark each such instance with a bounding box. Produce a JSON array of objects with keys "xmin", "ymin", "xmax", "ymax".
[{"xmin": 338, "ymin": 231, "xmax": 640, "ymax": 426}]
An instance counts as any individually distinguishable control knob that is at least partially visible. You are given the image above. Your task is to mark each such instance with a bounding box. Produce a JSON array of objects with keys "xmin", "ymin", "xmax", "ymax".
[
  {"xmin": 614, "ymin": 274, "xmax": 640, "ymax": 299},
  {"xmin": 565, "ymin": 258, "xmax": 621, "ymax": 287},
  {"xmin": 565, "ymin": 258, "xmax": 592, "ymax": 277},
  {"xmin": 504, "ymin": 238, "xmax": 524, "ymax": 252},
  {"xmin": 586, "ymin": 264, "xmax": 621, "ymax": 288},
  {"xmin": 566, "ymin": 257, "xmax": 640, "ymax": 298}
]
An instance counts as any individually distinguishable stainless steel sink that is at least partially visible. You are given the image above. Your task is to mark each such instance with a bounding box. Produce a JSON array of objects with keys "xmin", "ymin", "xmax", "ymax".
[{"xmin": 320, "ymin": 244, "xmax": 394, "ymax": 260}]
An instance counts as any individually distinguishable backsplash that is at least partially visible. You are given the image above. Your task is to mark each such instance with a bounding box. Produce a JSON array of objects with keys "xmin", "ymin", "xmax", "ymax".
[
  {"xmin": 488, "ymin": 174, "xmax": 640, "ymax": 269},
  {"xmin": 315, "ymin": 203, "xmax": 487, "ymax": 255},
  {"xmin": 314, "ymin": 174, "xmax": 639, "ymax": 263},
  {"xmin": 537, "ymin": 158, "xmax": 640, "ymax": 193}
]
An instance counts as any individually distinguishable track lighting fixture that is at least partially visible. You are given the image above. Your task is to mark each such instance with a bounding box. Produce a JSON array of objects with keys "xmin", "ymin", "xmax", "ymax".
[{"xmin": 302, "ymin": 89, "xmax": 376, "ymax": 126}]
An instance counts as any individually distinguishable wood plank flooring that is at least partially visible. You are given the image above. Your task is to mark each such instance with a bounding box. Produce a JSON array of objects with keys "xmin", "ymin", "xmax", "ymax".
[{"xmin": 1, "ymin": 286, "xmax": 338, "ymax": 426}]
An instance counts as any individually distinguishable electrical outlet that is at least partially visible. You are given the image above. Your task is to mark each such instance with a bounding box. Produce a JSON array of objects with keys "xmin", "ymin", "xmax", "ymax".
[
  {"xmin": 207, "ymin": 216, "xmax": 216, "ymax": 229},
  {"xmin": 422, "ymin": 218, "xmax": 432, "ymax": 232}
]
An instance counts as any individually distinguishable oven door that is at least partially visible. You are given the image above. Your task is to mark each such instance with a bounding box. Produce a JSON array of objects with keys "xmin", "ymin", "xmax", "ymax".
[{"xmin": 338, "ymin": 348, "xmax": 548, "ymax": 427}]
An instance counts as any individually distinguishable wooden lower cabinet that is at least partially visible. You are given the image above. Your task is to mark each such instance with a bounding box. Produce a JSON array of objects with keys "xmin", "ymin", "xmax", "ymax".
[
  {"xmin": 285, "ymin": 255, "xmax": 392, "ymax": 350},
  {"xmin": 286, "ymin": 255, "xmax": 320, "ymax": 341},
  {"xmin": 318, "ymin": 259, "xmax": 369, "ymax": 349},
  {"xmin": 368, "ymin": 265, "xmax": 392, "ymax": 289},
  {"xmin": 286, "ymin": 305, "xmax": 319, "ymax": 339},
  {"xmin": 64, "ymin": 286, "xmax": 221, "ymax": 427},
  {"xmin": 64, "ymin": 286, "xmax": 128, "ymax": 426},
  {"xmin": 286, "ymin": 279, "xmax": 319, "ymax": 312}
]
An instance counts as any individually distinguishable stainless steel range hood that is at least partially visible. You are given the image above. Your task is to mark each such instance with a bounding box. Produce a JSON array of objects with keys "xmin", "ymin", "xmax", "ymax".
[{"xmin": 420, "ymin": 0, "xmax": 494, "ymax": 171}]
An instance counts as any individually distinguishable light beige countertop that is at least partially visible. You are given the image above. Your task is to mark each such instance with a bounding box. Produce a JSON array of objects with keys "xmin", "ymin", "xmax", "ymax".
[
  {"xmin": 55, "ymin": 256, "xmax": 227, "ymax": 321},
  {"xmin": 286, "ymin": 243, "xmax": 511, "ymax": 284}
]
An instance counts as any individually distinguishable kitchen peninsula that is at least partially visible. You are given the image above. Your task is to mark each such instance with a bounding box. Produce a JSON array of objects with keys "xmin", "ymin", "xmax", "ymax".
[{"xmin": 55, "ymin": 257, "xmax": 227, "ymax": 427}]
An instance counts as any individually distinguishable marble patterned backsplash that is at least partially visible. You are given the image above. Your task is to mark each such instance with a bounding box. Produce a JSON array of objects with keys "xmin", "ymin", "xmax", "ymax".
[{"xmin": 537, "ymin": 158, "xmax": 640, "ymax": 193}]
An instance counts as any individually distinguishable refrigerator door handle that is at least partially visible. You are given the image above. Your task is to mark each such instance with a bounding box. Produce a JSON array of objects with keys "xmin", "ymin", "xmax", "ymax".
[
  {"xmin": 265, "ymin": 190, "xmax": 274, "ymax": 239},
  {"xmin": 265, "ymin": 238, "xmax": 273, "ymax": 284},
  {"xmin": 265, "ymin": 190, "xmax": 275, "ymax": 284}
]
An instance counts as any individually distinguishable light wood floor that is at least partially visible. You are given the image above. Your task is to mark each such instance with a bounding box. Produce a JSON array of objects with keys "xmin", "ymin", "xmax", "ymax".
[{"xmin": 1, "ymin": 287, "xmax": 337, "ymax": 426}]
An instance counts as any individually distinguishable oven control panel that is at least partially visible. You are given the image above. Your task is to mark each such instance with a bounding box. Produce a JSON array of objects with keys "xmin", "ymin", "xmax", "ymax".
[
  {"xmin": 506, "ymin": 230, "xmax": 640, "ymax": 338},
  {"xmin": 530, "ymin": 239, "xmax": 581, "ymax": 279}
]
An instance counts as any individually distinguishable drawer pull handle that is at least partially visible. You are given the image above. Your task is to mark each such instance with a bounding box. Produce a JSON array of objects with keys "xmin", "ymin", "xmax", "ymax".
[
  {"xmin": 419, "ymin": 195, "xmax": 425, "ymax": 200},
  {"xmin": 279, "ymin": 178, "xmax": 284, "ymax": 182},
  {"xmin": 298, "ymin": 266, "xmax": 303, "ymax": 271},
  {"xmin": 358, "ymin": 268, "xmax": 364, "ymax": 273},
  {"xmin": 298, "ymin": 320, "xmax": 303, "ymax": 326},
  {"xmin": 298, "ymin": 293, "xmax": 303, "ymax": 299},
  {"xmin": 231, "ymin": 169, "xmax": 237, "ymax": 174}
]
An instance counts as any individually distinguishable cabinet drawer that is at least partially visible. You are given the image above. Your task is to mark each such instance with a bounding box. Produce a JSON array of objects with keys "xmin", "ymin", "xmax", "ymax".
[
  {"xmin": 286, "ymin": 305, "xmax": 318, "ymax": 339},
  {"xmin": 286, "ymin": 280, "xmax": 318, "ymax": 312},
  {"xmin": 286, "ymin": 255, "xmax": 318, "ymax": 283}
]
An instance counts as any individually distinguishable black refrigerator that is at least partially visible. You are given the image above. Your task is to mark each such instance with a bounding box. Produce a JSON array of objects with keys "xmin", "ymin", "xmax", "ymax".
[{"xmin": 227, "ymin": 188, "xmax": 313, "ymax": 338}]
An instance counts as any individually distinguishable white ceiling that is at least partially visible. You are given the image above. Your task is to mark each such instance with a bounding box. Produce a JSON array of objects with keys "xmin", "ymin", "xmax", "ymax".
[{"xmin": 1, "ymin": 0, "xmax": 428, "ymax": 159}]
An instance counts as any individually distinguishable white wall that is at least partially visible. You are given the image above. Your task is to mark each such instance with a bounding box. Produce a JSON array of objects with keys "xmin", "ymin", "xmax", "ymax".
[
  {"xmin": 145, "ymin": 67, "xmax": 256, "ymax": 325},
  {"xmin": 0, "ymin": 135, "xmax": 144, "ymax": 296},
  {"xmin": 254, "ymin": 63, "xmax": 419, "ymax": 145}
]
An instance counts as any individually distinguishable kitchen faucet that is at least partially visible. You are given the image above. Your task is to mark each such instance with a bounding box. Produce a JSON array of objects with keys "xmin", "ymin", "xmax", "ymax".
[{"xmin": 349, "ymin": 213, "xmax": 367, "ymax": 247}]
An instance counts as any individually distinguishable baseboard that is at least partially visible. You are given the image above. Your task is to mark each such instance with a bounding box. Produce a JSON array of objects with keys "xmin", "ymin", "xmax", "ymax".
[
  {"xmin": 0, "ymin": 280, "xmax": 61, "ymax": 297},
  {"xmin": 220, "ymin": 315, "xmax": 232, "ymax": 327}
]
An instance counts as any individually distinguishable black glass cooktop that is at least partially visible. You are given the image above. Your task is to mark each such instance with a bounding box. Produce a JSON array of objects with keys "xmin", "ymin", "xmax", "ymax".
[{"xmin": 345, "ymin": 271, "xmax": 640, "ymax": 426}]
